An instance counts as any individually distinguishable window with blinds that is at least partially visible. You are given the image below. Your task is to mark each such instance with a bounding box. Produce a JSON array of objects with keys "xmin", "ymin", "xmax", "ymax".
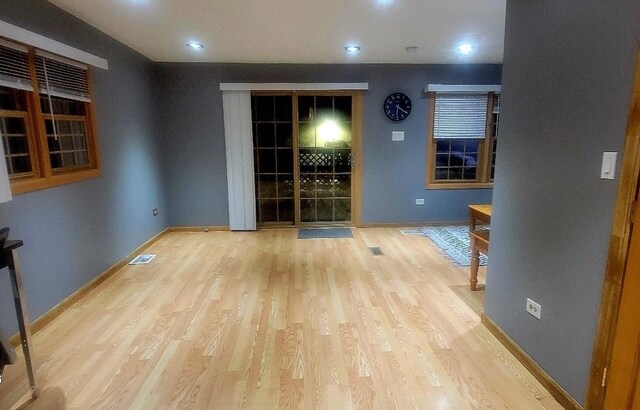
[
  {"xmin": 0, "ymin": 39, "xmax": 33, "ymax": 92},
  {"xmin": 433, "ymin": 93, "xmax": 489, "ymax": 139},
  {"xmin": 35, "ymin": 51, "xmax": 90, "ymax": 102},
  {"xmin": 0, "ymin": 36, "xmax": 100, "ymax": 194},
  {"xmin": 427, "ymin": 90, "xmax": 500, "ymax": 187}
]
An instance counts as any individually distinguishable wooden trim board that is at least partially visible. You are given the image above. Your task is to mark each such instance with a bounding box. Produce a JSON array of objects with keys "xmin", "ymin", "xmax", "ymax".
[
  {"xmin": 9, "ymin": 228, "xmax": 169, "ymax": 347},
  {"xmin": 481, "ymin": 314, "xmax": 583, "ymax": 410},
  {"xmin": 220, "ymin": 83, "xmax": 369, "ymax": 91},
  {"xmin": 351, "ymin": 92, "xmax": 364, "ymax": 227},
  {"xmin": 167, "ymin": 226, "xmax": 230, "ymax": 233},
  {"xmin": 586, "ymin": 49, "xmax": 640, "ymax": 408}
]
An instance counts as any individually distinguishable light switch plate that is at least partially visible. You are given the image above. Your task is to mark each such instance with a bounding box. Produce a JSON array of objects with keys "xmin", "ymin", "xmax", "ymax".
[
  {"xmin": 601, "ymin": 152, "xmax": 617, "ymax": 180},
  {"xmin": 392, "ymin": 131, "xmax": 404, "ymax": 141}
]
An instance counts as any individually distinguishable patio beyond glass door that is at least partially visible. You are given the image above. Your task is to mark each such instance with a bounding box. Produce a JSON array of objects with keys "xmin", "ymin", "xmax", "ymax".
[{"xmin": 251, "ymin": 93, "xmax": 354, "ymax": 226}]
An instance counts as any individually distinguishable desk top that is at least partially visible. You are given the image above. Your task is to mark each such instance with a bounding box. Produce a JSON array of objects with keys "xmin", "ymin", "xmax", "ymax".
[
  {"xmin": 3, "ymin": 240, "xmax": 23, "ymax": 253},
  {"xmin": 0, "ymin": 240, "xmax": 23, "ymax": 270},
  {"xmin": 468, "ymin": 204, "xmax": 492, "ymax": 218}
]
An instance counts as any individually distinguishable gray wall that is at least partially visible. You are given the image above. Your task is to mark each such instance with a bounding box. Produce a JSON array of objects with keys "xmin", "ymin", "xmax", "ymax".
[
  {"xmin": 0, "ymin": 1, "xmax": 168, "ymax": 336},
  {"xmin": 156, "ymin": 64, "xmax": 500, "ymax": 226},
  {"xmin": 485, "ymin": 0, "xmax": 640, "ymax": 405}
]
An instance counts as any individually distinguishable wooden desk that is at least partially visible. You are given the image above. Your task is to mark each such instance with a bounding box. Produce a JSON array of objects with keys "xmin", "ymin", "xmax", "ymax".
[
  {"xmin": 1, "ymin": 240, "xmax": 38, "ymax": 398},
  {"xmin": 469, "ymin": 204, "xmax": 491, "ymax": 229},
  {"xmin": 468, "ymin": 205, "xmax": 491, "ymax": 291}
]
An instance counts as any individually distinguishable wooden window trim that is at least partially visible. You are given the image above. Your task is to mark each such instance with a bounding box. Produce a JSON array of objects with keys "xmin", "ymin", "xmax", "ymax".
[
  {"xmin": 0, "ymin": 43, "xmax": 101, "ymax": 195},
  {"xmin": 425, "ymin": 91, "xmax": 497, "ymax": 189},
  {"xmin": 0, "ymin": 108, "xmax": 40, "ymax": 179},
  {"xmin": 11, "ymin": 168, "xmax": 101, "ymax": 194}
]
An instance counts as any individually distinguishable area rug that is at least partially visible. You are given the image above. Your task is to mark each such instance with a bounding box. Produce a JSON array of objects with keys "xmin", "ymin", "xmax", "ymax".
[
  {"xmin": 297, "ymin": 228, "xmax": 353, "ymax": 239},
  {"xmin": 420, "ymin": 226, "xmax": 488, "ymax": 267}
]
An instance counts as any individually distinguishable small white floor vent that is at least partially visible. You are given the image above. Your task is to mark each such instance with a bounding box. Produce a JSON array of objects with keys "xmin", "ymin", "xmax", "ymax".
[
  {"xmin": 129, "ymin": 254, "xmax": 156, "ymax": 265},
  {"xmin": 400, "ymin": 229, "xmax": 422, "ymax": 236}
]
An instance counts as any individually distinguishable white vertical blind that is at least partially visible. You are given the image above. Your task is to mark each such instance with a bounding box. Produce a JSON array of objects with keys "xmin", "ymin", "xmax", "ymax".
[
  {"xmin": 0, "ymin": 129, "xmax": 13, "ymax": 204},
  {"xmin": 222, "ymin": 90, "xmax": 256, "ymax": 231},
  {"xmin": 433, "ymin": 93, "xmax": 489, "ymax": 139},
  {"xmin": 0, "ymin": 39, "xmax": 33, "ymax": 92}
]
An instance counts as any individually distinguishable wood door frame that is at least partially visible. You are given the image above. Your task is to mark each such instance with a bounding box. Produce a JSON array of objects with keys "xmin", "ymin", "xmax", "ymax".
[
  {"xmin": 250, "ymin": 90, "xmax": 363, "ymax": 228},
  {"xmin": 587, "ymin": 49, "xmax": 640, "ymax": 408}
]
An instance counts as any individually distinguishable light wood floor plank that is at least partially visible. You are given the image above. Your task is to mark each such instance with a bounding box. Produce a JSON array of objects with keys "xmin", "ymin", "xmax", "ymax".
[{"xmin": 0, "ymin": 228, "xmax": 563, "ymax": 409}]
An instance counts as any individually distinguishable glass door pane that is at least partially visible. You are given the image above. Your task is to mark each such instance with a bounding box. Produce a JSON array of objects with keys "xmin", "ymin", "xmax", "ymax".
[
  {"xmin": 297, "ymin": 95, "xmax": 352, "ymax": 223},
  {"xmin": 252, "ymin": 95, "xmax": 294, "ymax": 224}
]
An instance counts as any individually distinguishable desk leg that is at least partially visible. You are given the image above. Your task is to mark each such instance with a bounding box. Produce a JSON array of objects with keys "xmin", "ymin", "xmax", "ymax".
[
  {"xmin": 8, "ymin": 250, "xmax": 38, "ymax": 399},
  {"xmin": 470, "ymin": 238, "xmax": 479, "ymax": 291},
  {"xmin": 469, "ymin": 213, "xmax": 477, "ymax": 232}
]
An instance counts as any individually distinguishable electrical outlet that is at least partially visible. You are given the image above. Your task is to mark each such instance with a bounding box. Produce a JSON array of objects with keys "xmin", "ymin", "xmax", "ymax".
[
  {"xmin": 415, "ymin": 198, "xmax": 425, "ymax": 205},
  {"xmin": 526, "ymin": 298, "xmax": 541, "ymax": 320},
  {"xmin": 152, "ymin": 208, "xmax": 158, "ymax": 216}
]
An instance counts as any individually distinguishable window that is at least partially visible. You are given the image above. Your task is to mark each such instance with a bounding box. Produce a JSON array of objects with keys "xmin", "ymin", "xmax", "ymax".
[
  {"xmin": 0, "ymin": 38, "xmax": 100, "ymax": 194},
  {"xmin": 426, "ymin": 89, "xmax": 500, "ymax": 189}
]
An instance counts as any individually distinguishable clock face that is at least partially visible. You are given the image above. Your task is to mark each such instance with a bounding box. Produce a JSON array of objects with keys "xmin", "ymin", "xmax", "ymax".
[{"xmin": 384, "ymin": 92, "xmax": 412, "ymax": 121}]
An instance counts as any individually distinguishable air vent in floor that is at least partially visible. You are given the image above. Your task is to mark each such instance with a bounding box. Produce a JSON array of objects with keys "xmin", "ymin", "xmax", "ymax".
[
  {"xmin": 129, "ymin": 254, "xmax": 156, "ymax": 265},
  {"xmin": 369, "ymin": 247, "xmax": 384, "ymax": 256}
]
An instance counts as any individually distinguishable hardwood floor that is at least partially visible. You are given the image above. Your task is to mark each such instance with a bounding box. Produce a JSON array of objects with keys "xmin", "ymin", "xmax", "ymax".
[{"xmin": 0, "ymin": 228, "xmax": 562, "ymax": 409}]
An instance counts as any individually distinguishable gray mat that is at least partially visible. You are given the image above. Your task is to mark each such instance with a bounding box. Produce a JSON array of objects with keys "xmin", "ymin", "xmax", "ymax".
[{"xmin": 298, "ymin": 228, "xmax": 353, "ymax": 239}]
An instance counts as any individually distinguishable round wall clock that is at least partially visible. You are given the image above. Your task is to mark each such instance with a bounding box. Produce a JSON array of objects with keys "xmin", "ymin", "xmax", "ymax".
[{"xmin": 384, "ymin": 92, "xmax": 412, "ymax": 121}]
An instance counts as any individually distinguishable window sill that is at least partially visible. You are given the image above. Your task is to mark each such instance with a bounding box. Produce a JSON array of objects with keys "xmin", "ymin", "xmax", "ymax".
[
  {"xmin": 426, "ymin": 182, "xmax": 494, "ymax": 190},
  {"xmin": 11, "ymin": 168, "xmax": 101, "ymax": 195}
]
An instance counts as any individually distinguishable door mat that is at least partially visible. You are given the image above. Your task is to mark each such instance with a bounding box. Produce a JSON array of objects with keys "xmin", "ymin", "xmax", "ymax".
[{"xmin": 297, "ymin": 228, "xmax": 353, "ymax": 239}]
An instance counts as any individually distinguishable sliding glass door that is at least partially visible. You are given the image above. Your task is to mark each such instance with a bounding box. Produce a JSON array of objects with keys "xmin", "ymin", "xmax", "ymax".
[{"xmin": 251, "ymin": 93, "xmax": 357, "ymax": 226}]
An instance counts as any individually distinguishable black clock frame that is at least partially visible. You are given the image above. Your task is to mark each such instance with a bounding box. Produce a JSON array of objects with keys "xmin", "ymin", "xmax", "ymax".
[{"xmin": 384, "ymin": 92, "xmax": 412, "ymax": 121}]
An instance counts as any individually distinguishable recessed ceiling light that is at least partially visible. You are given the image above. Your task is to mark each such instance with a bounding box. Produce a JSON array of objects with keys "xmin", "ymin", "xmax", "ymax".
[
  {"xmin": 457, "ymin": 43, "xmax": 473, "ymax": 55},
  {"xmin": 345, "ymin": 45, "xmax": 361, "ymax": 53},
  {"xmin": 405, "ymin": 46, "xmax": 418, "ymax": 53},
  {"xmin": 186, "ymin": 41, "xmax": 204, "ymax": 50},
  {"xmin": 375, "ymin": 0, "xmax": 394, "ymax": 7}
]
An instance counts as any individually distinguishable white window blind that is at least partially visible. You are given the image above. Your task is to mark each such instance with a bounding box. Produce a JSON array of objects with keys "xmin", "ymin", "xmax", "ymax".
[
  {"xmin": 35, "ymin": 50, "xmax": 90, "ymax": 102},
  {"xmin": 0, "ymin": 39, "xmax": 33, "ymax": 92},
  {"xmin": 433, "ymin": 93, "xmax": 488, "ymax": 139}
]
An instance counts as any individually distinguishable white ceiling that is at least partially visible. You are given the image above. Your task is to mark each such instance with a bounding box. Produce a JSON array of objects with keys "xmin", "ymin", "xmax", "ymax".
[{"xmin": 47, "ymin": 0, "xmax": 506, "ymax": 64}]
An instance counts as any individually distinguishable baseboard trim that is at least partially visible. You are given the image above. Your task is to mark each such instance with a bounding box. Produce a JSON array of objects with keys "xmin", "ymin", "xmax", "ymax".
[
  {"xmin": 10, "ymin": 227, "xmax": 170, "ymax": 347},
  {"xmin": 167, "ymin": 226, "xmax": 230, "ymax": 232},
  {"xmin": 481, "ymin": 314, "xmax": 583, "ymax": 410},
  {"xmin": 360, "ymin": 221, "xmax": 467, "ymax": 228}
]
